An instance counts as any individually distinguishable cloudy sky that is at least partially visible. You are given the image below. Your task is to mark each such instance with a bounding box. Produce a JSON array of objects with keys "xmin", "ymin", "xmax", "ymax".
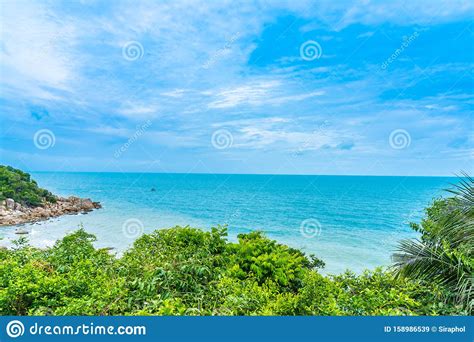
[{"xmin": 0, "ymin": 0, "xmax": 473, "ymax": 175}]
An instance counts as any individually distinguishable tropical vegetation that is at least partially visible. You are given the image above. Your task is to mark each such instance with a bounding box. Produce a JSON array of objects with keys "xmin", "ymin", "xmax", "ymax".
[
  {"xmin": 393, "ymin": 174, "xmax": 473, "ymax": 313},
  {"xmin": 0, "ymin": 165, "xmax": 56, "ymax": 207},
  {"xmin": 0, "ymin": 173, "xmax": 472, "ymax": 316}
]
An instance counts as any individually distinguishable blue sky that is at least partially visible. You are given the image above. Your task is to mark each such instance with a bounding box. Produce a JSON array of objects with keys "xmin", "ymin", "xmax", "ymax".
[{"xmin": 0, "ymin": 0, "xmax": 473, "ymax": 176}]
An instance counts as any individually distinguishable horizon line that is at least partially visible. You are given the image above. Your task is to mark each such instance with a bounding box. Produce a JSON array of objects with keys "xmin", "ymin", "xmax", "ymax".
[{"xmin": 25, "ymin": 170, "xmax": 463, "ymax": 178}]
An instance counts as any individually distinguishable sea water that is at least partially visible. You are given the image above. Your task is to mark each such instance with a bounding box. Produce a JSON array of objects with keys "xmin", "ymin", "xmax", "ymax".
[{"xmin": 0, "ymin": 172, "xmax": 456, "ymax": 274}]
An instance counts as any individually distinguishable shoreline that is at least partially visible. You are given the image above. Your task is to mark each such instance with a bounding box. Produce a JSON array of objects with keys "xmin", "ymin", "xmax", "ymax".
[{"xmin": 0, "ymin": 196, "xmax": 102, "ymax": 228}]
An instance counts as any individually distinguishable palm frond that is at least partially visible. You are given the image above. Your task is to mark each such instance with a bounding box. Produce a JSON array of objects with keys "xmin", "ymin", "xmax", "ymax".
[
  {"xmin": 446, "ymin": 172, "xmax": 474, "ymax": 216},
  {"xmin": 393, "ymin": 173, "xmax": 474, "ymax": 312}
]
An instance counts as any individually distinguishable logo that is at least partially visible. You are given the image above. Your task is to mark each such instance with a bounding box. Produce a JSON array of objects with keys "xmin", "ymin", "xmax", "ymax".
[
  {"xmin": 122, "ymin": 218, "xmax": 144, "ymax": 239},
  {"xmin": 122, "ymin": 41, "xmax": 144, "ymax": 61},
  {"xmin": 211, "ymin": 129, "xmax": 233, "ymax": 150},
  {"xmin": 389, "ymin": 129, "xmax": 411, "ymax": 149},
  {"xmin": 6, "ymin": 320, "xmax": 25, "ymax": 338},
  {"xmin": 300, "ymin": 40, "xmax": 323, "ymax": 61},
  {"xmin": 300, "ymin": 218, "xmax": 322, "ymax": 238},
  {"xmin": 33, "ymin": 129, "xmax": 56, "ymax": 150}
]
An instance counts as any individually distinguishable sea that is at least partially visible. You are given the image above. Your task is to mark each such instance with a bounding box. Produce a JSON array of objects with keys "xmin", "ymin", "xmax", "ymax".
[{"xmin": 0, "ymin": 172, "xmax": 457, "ymax": 274}]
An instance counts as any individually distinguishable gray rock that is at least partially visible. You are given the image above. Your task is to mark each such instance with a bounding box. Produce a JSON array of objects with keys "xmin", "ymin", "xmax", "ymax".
[
  {"xmin": 0, "ymin": 195, "xmax": 101, "ymax": 227},
  {"xmin": 5, "ymin": 198, "xmax": 15, "ymax": 210},
  {"xmin": 80, "ymin": 198, "xmax": 95, "ymax": 210}
]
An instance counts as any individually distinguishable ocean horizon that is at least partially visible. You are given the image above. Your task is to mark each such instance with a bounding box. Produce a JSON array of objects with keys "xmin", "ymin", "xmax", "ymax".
[{"xmin": 0, "ymin": 172, "xmax": 457, "ymax": 274}]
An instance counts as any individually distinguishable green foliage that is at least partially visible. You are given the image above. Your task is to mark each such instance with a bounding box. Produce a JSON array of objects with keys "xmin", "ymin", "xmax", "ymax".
[
  {"xmin": 0, "ymin": 226, "xmax": 465, "ymax": 316},
  {"xmin": 119, "ymin": 226, "xmax": 227, "ymax": 314},
  {"xmin": 393, "ymin": 175, "xmax": 473, "ymax": 313},
  {"xmin": 326, "ymin": 270, "xmax": 465, "ymax": 315},
  {"xmin": 226, "ymin": 231, "xmax": 323, "ymax": 291},
  {"xmin": 0, "ymin": 229, "xmax": 124, "ymax": 315},
  {"xmin": 0, "ymin": 165, "xmax": 56, "ymax": 207},
  {"xmin": 0, "ymin": 165, "xmax": 467, "ymax": 315}
]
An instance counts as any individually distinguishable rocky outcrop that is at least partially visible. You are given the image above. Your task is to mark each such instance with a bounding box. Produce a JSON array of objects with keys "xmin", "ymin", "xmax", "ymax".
[
  {"xmin": 6, "ymin": 198, "xmax": 14, "ymax": 210},
  {"xmin": 0, "ymin": 196, "xmax": 101, "ymax": 226}
]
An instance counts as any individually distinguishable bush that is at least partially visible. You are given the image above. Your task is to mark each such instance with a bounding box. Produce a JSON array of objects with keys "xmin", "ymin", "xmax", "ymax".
[
  {"xmin": 0, "ymin": 226, "xmax": 466, "ymax": 316},
  {"xmin": 225, "ymin": 231, "xmax": 323, "ymax": 291},
  {"xmin": 119, "ymin": 226, "xmax": 228, "ymax": 314},
  {"xmin": 0, "ymin": 230, "xmax": 125, "ymax": 315}
]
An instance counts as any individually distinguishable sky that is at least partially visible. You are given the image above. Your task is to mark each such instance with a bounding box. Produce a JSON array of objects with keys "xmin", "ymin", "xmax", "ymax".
[{"xmin": 0, "ymin": 0, "xmax": 473, "ymax": 176}]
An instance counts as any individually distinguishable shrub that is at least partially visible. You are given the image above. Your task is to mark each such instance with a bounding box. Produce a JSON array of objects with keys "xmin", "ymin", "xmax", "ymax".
[
  {"xmin": 119, "ymin": 226, "xmax": 228, "ymax": 314},
  {"xmin": 0, "ymin": 230, "xmax": 125, "ymax": 315},
  {"xmin": 0, "ymin": 226, "xmax": 466, "ymax": 316},
  {"xmin": 226, "ymin": 231, "xmax": 323, "ymax": 291}
]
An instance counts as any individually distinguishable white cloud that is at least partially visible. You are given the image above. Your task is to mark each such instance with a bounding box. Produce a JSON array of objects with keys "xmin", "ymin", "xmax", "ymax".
[
  {"xmin": 0, "ymin": 1, "xmax": 78, "ymax": 97},
  {"xmin": 207, "ymin": 80, "xmax": 281, "ymax": 109},
  {"xmin": 207, "ymin": 81, "xmax": 324, "ymax": 109},
  {"xmin": 211, "ymin": 117, "xmax": 290, "ymax": 128},
  {"xmin": 211, "ymin": 115, "xmax": 348, "ymax": 151},
  {"xmin": 281, "ymin": 0, "xmax": 474, "ymax": 30},
  {"xmin": 88, "ymin": 126, "xmax": 131, "ymax": 138},
  {"xmin": 235, "ymin": 126, "xmax": 340, "ymax": 151},
  {"xmin": 160, "ymin": 89, "xmax": 187, "ymax": 98},
  {"xmin": 269, "ymin": 91, "xmax": 325, "ymax": 105},
  {"xmin": 118, "ymin": 102, "xmax": 159, "ymax": 119},
  {"xmin": 357, "ymin": 31, "xmax": 375, "ymax": 39},
  {"xmin": 335, "ymin": 0, "xmax": 474, "ymax": 28}
]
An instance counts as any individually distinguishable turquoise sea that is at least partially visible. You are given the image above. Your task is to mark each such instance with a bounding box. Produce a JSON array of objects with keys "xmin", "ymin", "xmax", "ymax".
[{"xmin": 0, "ymin": 173, "xmax": 457, "ymax": 274}]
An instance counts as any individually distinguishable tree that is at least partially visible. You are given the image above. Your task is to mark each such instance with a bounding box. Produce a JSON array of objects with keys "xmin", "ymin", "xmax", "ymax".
[{"xmin": 393, "ymin": 174, "xmax": 473, "ymax": 312}]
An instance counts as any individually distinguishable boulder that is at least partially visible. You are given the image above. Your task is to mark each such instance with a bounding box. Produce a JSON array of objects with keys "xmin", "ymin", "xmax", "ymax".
[
  {"xmin": 0, "ymin": 194, "xmax": 101, "ymax": 226},
  {"xmin": 5, "ymin": 198, "xmax": 15, "ymax": 210},
  {"xmin": 80, "ymin": 198, "xmax": 95, "ymax": 210},
  {"xmin": 68, "ymin": 196, "xmax": 80, "ymax": 204}
]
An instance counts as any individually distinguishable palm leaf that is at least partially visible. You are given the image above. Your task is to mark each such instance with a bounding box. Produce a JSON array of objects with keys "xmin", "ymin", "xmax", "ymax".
[{"xmin": 393, "ymin": 174, "xmax": 474, "ymax": 312}]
